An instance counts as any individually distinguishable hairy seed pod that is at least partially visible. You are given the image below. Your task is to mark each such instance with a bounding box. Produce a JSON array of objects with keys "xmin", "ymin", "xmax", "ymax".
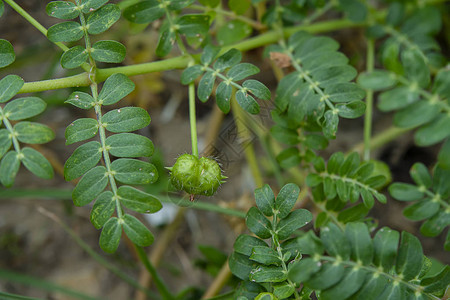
[{"xmin": 169, "ymin": 154, "xmax": 225, "ymax": 197}]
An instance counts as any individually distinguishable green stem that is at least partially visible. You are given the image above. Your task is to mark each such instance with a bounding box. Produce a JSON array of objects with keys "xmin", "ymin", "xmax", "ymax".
[
  {"xmin": 271, "ymin": 214, "xmax": 300, "ymax": 299},
  {"xmin": 303, "ymin": 0, "xmax": 336, "ymax": 24},
  {"xmin": 0, "ymin": 189, "xmax": 247, "ymax": 218},
  {"xmin": 313, "ymin": 201, "xmax": 345, "ymax": 230},
  {"xmin": 18, "ymin": 18, "xmax": 362, "ymax": 94},
  {"xmin": 363, "ymin": 38, "xmax": 375, "ymax": 161},
  {"xmin": 134, "ymin": 246, "xmax": 174, "ymax": 300},
  {"xmin": 3, "ymin": 0, "xmax": 68, "ymax": 51},
  {"xmin": 0, "ymin": 268, "xmax": 100, "ymax": 300},
  {"xmin": 261, "ymin": 134, "xmax": 285, "ymax": 187},
  {"xmin": 189, "ymin": 83, "xmax": 199, "ymax": 157},
  {"xmin": 37, "ymin": 207, "xmax": 157, "ymax": 298},
  {"xmin": 230, "ymin": 94, "xmax": 264, "ymax": 188},
  {"xmin": 351, "ymin": 126, "xmax": 410, "ymax": 155},
  {"xmin": 190, "ymin": 4, "xmax": 265, "ymax": 30},
  {"xmin": 0, "ymin": 107, "xmax": 21, "ymax": 153},
  {"xmin": 77, "ymin": 5, "xmax": 123, "ymax": 219}
]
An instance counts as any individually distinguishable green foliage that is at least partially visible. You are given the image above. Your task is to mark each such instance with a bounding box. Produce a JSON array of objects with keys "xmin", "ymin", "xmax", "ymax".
[
  {"xmin": 45, "ymin": 0, "xmax": 163, "ymax": 253},
  {"xmin": 288, "ymin": 223, "xmax": 449, "ymax": 300},
  {"xmin": 0, "ymin": 75, "xmax": 54, "ymax": 187},
  {"xmin": 0, "ymin": 39, "xmax": 15, "ymax": 68},
  {"xmin": 1, "ymin": 0, "xmax": 449, "ymax": 298},
  {"xmin": 123, "ymin": 0, "xmax": 209, "ymax": 57},
  {"xmin": 229, "ymin": 184, "xmax": 313, "ymax": 299},
  {"xmin": 271, "ymin": 31, "xmax": 364, "ymax": 141},
  {"xmin": 389, "ymin": 163, "xmax": 450, "ymax": 250},
  {"xmin": 307, "ymin": 152, "xmax": 387, "ymax": 211},
  {"xmin": 182, "ymin": 47, "xmax": 271, "ymax": 114}
]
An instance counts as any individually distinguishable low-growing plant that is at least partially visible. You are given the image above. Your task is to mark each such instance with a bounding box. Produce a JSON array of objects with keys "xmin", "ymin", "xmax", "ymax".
[{"xmin": 0, "ymin": 0, "xmax": 449, "ymax": 299}]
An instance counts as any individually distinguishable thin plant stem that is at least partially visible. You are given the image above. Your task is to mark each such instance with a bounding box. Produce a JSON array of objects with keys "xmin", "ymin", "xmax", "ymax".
[
  {"xmin": 0, "ymin": 107, "xmax": 21, "ymax": 153},
  {"xmin": 3, "ymin": 0, "xmax": 67, "ymax": 51},
  {"xmin": 3, "ymin": 0, "xmax": 93, "ymax": 72},
  {"xmin": 230, "ymin": 94, "xmax": 264, "ymax": 188},
  {"xmin": 37, "ymin": 207, "xmax": 157, "ymax": 298},
  {"xmin": 134, "ymin": 246, "xmax": 174, "ymax": 300},
  {"xmin": 363, "ymin": 38, "xmax": 375, "ymax": 161},
  {"xmin": 201, "ymin": 259, "xmax": 232, "ymax": 299},
  {"xmin": 351, "ymin": 126, "xmax": 410, "ymax": 155},
  {"xmin": 0, "ymin": 189, "xmax": 247, "ymax": 218},
  {"xmin": 0, "ymin": 269, "xmax": 101, "ymax": 300},
  {"xmin": 18, "ymin": 18, "xmax": 363, "ymax": 94},
  {"xmin": 190, "ymin": 4, "xmax": 265, "ymax": 30},
  {"xmin": 189, "ymin": 82, "xmax": 199, "ymax": 157},
  {"xmin": 77, "ymin": 5, "xmax": 124, "ymax": 219}
]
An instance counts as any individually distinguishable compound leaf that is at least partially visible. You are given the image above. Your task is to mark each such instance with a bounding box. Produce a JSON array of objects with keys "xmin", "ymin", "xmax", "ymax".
[
  {"xmin": 357, "ymin": 70, "xmax": 397, "ymax": 91},
  {"xmin": 65, "ymin": 91, "xmax": 95, "ymax": 110},
  {"xmin": 81, "ymin": 0, "xmax": 108, "ymax": 13},
  {"xmin": 336, "ymin": 101, "xmax": 366, "ymax": 119},
  {"xmin": 276, "ymin": 183, "xmax": 300, "ymax": 219},
  {"xmin": 215, "ymin": 81, "xmax": 232, "ymax": 113},
  {"xmin": 214, "ymin": 49, "xmax": 241, "ymax": 71},
  {"xmin": 21, "ymin": 147, "xmax": 54, "ymax": 179},
  {"xmin": 103, "ymin": 107, "xmax": 150, "ymax": 133},
  {"xmin": 46, "ymin": 1, "xmax": 79, "ymax": 19},
  {"xmin": 345, "ymin": 222, "xmax": 373, "ymax": 265},
  {"xmin": 197, "ymin": 71, "xmax": 215, "ymax": 102},
  {"xmin": 14, "ymin": 122, "xmax": 55, "ymax": 144},
  {"xmin": 236, "ymin": 89, "xmax": 259, "ymax": 114},
  {"xmin": 156, "ymin": 27, "xmax": 175, "ymax": 57},
  {"xmin": 99, "ymin": 217, "xmax": 122, "ymax": 253},
  {"xmin": 117, "ymin": 185, "xmax": 161, "ymax": 214},
  {"xmin": 4, "ymin": 97, "xmax": 46, "ymax": 120},
  {"xmin": 243, "ymin": 80, "xmax": 271, "ymax": 101},
  {"xmin": 177, "ymin": 14, "xmax": 210, "ymax": 37},
  {"xmin": 72, "ymin": 165, "xmax": 108, "ymax": 206},
  {"xmin": 373, "ymin": 227, "xmax": 399, "ymax": 272},
  {"xmin": 87, "ymin": 4, "xmax": 120, "ymax": 35},
  {"xmin": 227, "ymin": 63, "xmax": 259, "ymax": 81},
  {"xmin": 395, "ymin": 231, "xmax": 423, "ymax": 280},
  {"xmin": 98, "ymin": 73, "xmax": 135, "ymax": 105},
  {"xmin": 61, "ymin": 46, "xmax": 88, "ymax": 69},
  {"xmin": 47, "ymin": 21, "xmax": 83, "ymax": 43},
  {"xmin": 0, "ymin": 39, "xmax": 15, "ymax": 68},
  {"xmin": 91, "ymin": 40, "xmax": 126, "ymax": 63},
  {"xmin": 0, "ymin": 75, "xmax": 23, "ymax": 103},
  {"xmin": 394, "ymin": 101, "xmax": 440, "ymax": 129},
  {"xmin": 111, "ymin": 158, "xmax": 157, "ymax": 185},
  {"xmin": 321, "ymin": 223, "xmax": 350, "ymax": 261},
  {"xmin": 246, "ymin": 207, "xmax": 272, "ymax": 239},
  {"xmin": 181, "ymin": 65, "xmax": 204, "ymax": 85},
  {"xmin": 90, "ymin": 191, "xmax": 115, "ymax": 229},
  {"xmin": 234, "ymin": 234, "xmax": 268, "ymax": 256},
  {"xmin": 106, "ymin": 133, "xmax": 154, "ymax": 158},
  {"xmin": 122, "ymin": 214, "xmax": 154, "ymax": 247},
  {"xmin": 65, "ymin": 118, "xmax": 98, "ymax": 145},
  {"xmin": 249, "ymin": 246, "xmax": 280, "ymax": 265},
  {"xmin": 64, "ymin": 141, "xmax": 102, "ymax": 181},
  {"xmin": 276, "ymin": 209, "xmax": 312, "ymax": 240},
  {"xmin": 0, "ymin": 129, "xmax": 12, "ymax": 159},
  {"xmin": 254, "ymin": 184, "xmax": 275, "ymax": 217},
  {"xmin": 123, "ymin": 0, "xmax": 164, "ymax": 24},
  {"xmin": 0, "ymin": 151, "xmax": 20, "ymax": 187},
  {"xmin": 250, "ymin": 266, "xmax": 287, "ymax": 283},
  {"xmin": 228, "ymin": 251, "xmax": 255, "ymax": 280}
]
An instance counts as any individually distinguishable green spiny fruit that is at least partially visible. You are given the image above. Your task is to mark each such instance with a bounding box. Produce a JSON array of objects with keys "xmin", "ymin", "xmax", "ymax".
[{"xmin": 168, "ymin": 154, "xmax": 226, "ymax": 197}]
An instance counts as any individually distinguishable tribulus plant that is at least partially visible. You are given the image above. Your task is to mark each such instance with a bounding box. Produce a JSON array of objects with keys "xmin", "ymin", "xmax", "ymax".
[{"xmin": 0, "ymin": 0, "xmax": 448, "ymax": 299}]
